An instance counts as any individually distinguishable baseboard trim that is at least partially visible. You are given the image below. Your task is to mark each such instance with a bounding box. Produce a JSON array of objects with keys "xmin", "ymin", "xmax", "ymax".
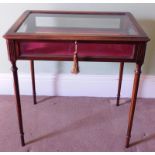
[{"xmin": 0, "ymin": 73, "xmax": 155, "ymax": 98}]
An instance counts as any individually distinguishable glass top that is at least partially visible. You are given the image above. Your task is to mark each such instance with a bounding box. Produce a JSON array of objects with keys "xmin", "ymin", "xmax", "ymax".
[{"xmin": 17, "ymin": 13, "xmax": 139, "ymax": 36}]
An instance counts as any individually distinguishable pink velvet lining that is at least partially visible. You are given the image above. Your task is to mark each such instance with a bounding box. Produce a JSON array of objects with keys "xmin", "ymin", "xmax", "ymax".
[
  {"xmin": 20, "ymin": 41, "xmax": 74, "ymax": 56},
  {"xmin": 20, "ymin": 41, "xmax": 134, "ymax": 59},
  {"xmin": 78, "ymin": 42, "xmax": 134, "ymax": 58}
]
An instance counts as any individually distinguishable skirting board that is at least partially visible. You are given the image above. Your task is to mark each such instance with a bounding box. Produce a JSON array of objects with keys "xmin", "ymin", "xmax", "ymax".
[{"xmin": 0, "ymin": 73, "xmax": 155, "ymax": 98}]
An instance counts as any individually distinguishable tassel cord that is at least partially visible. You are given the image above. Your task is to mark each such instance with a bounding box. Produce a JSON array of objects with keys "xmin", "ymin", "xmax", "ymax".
[{"xmin": 71, "ymin": 41, "xmax": 79, "ymax": 74}]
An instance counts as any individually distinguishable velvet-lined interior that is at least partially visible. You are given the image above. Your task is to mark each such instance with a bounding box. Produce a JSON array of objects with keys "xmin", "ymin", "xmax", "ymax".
[{"xmin": 20, "ymin": 41, "xmax": 134, "ymax": 58}]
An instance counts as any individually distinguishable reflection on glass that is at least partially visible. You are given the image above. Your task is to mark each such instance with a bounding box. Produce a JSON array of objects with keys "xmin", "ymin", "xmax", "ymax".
[{"xmin": 17, "ymin": 13, "xmax": 138, "ymax": 36}]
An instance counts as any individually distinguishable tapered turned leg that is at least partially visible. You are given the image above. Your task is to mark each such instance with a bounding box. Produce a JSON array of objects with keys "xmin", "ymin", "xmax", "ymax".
[
  {"xmin": 11, "ymin": 62, "xmax": 25, "ymax": 146},
  {"xmin": 125, "ymin": 64, "xmax": 142, "ymax": 148},
  {"xmin": 30, "ymin": 60, "xmax": 37, "ymax": 104},
  {"xmin": 116, "ymin": 62, "xmax": 124, "ymax": 106}
]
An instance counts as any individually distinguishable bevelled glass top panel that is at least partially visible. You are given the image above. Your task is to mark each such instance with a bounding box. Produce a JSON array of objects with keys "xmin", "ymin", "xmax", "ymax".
[{"xmin": 17, "ymin": 13, "xmax": 139, "ymax": 36}]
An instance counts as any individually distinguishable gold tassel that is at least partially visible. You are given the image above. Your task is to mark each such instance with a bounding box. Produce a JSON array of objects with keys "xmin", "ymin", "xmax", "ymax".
[{"xmin": 71, "ymin": 41, "xmax": 79, "ymax": 74}]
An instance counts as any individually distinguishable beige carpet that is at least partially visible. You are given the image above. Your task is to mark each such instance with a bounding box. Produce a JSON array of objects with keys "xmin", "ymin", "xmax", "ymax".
[{"xmin": 0, "ymin": 95, "xmax": 155, "ymax": 152}]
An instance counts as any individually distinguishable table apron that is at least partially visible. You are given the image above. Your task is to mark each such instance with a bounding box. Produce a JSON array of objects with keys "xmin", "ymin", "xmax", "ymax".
[{"xmin": 6, "ymin": 40, "xmax": 146, "ymax": 64}]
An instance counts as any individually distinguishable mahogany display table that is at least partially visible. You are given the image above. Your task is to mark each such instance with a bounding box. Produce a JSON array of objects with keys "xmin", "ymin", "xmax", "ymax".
[{"xmin": 4, "ymin": 10, "xmax": 150, "ymax": 147}]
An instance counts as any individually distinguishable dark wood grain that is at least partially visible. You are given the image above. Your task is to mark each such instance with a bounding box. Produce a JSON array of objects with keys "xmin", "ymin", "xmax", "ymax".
[
  {"xmin": 116, "ymin": 62, "xmax": 124, "ymax": 106},
  {"xmin": 30, "ymin": 60, "xmax": 37, "ymax": 105},
  {"xmin": 126, "ymin": 63, "xmax": 142, "ymax": 148},
  {"xmin": 11, "ymin": 61, "xmax": 25, "ymax": 146}
]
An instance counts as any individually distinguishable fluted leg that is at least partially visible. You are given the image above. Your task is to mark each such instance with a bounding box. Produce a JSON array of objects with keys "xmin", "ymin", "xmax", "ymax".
[
  {"xmin": 11, "ymin": 62, "xmax": 25, "ymax": 146},
  {"xmin": 116, "ymin": 62, "xmax": 124, "ymax": 106},
  {"xmin": 125, "ymin": 64, "xmax": 142, "ymax": 148},
  {"xmin": 30, "ymin": 60, "xmax": 37, "ymax": 104}
]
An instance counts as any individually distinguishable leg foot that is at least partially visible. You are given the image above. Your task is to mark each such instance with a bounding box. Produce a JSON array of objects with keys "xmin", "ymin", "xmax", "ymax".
[
  {"xmin": 21, "ymin": 134, "xmax": 25, "ymax": 146},
  {"xmin": 125, "ymin": 135, "xmax": 130, "ymax": 148}
]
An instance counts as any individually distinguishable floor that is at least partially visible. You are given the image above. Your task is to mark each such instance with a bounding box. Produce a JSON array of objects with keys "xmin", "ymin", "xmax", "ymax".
[{"xmin": 0, "ymin": 95, "xmax": 155, "ymax": 152}]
